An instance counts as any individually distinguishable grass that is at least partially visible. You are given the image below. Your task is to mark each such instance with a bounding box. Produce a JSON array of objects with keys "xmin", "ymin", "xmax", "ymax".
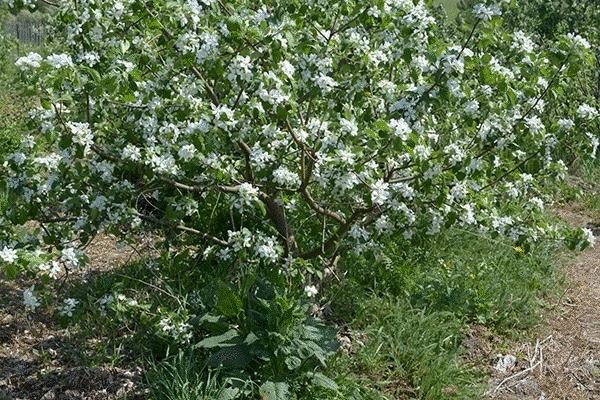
[
  {"xmin": 309, "ymin": 229, "xmax": 564, "ymax": 399},
  {"xmin": 332, "ymin": 230, "xmax": 562, "ymax": 331},
  {"xmin": 0, "ymin": 88, "xmax": 25, "ymax": 154},
  {"xmin": 57, "ymin": 226, "xmax": 565, "ymax": 399},
  {"xmin": 146, "ymin": 351, "xmax": 236, "ymax": 400},
  {"xmin": 0, "ymin": 33, "xmax": 32, "ymax": 181},
  {"xmin": 330, "ymin": 299, "xmax": 482, "ymax": 399},
  {"xmin": 574, "ymin": 161, "xmax": 600, "ymax": 218}
]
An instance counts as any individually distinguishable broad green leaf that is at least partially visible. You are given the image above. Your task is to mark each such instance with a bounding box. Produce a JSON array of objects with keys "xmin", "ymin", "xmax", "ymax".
[
  {"xmin": 308, "ymin": 372, "xmax": 339, "ymax": 391},
  {"xmin": 218, "ymin": 388, "xmax": 241, "ymax": 400},
  {"xmin": 216, "ymin": 282, "xmax": 242, "ymax": 318},
  {"xmin": 285, "ymin": 355, "xmax": 302, "ymax": 370},
  {"xmin": 195, "ymin": 329, "xmax": 240, "ymax": 349},
  {"xmin": 207, "ymin": 344, "xmax": 251, "ymax": 369}
]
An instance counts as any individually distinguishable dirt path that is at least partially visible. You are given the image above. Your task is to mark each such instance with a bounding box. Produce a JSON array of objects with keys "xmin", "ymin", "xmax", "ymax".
[{"xmin": 489, "ymin": 207, "xmax": 600, "ymax": 399}]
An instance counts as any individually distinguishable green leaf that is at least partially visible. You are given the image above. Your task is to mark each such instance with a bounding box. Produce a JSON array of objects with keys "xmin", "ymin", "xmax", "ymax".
[
  {"xmin": 40, "ymin": 98, "xmax": 52, "ymax": 110},
  {"xmin": 566, "ymin": 62, "xmax": 581, "ymax": 77},
  {"xmin": 374, "ymin": 119, "xmax": 390, "ymax": 132},
  {"xmin": 207, "ymin": 344, "xmax": 251, "ymax": 369},
  {"xmin": 285, "ymin": 355, "xmax": 302, "ymax": 370},
  {"xmin": 4, "ymin": 263, "xmax": 18, "ymax": 280},
  {"xmin": 255, "ymin": 200, "xmax": 267, "ymax": 217},
  {"xmin": 195, "ymin": 329, "xmax": 240, "ymax": 349},
  {"xmin": 308, "ymin": 372, "xmax": 338, "ymax": 391},
  {"xmin": 217, "ymin": 388, "xmax": 241, "ymax": 400},
  {"xmin": 481, "ymin": 67, "xmax": 494, "ymax": 85},
  {"xmin": 85, "ymin": 67, "xmax": 101, "ymax": 84},
  {"xmin": 216, "ymin": 282, "xmax": 242, "ymax": 318},
  {"xmin": 121, "ymin": 91, "xmax": 137, "ymax": 103},
  {"xmin": 259, "ymin": 381, "xmax": 290, "ymax": 400},
  {"xmin": 198, "ymin": 313, "xmax": 224, "ymax": 324}
]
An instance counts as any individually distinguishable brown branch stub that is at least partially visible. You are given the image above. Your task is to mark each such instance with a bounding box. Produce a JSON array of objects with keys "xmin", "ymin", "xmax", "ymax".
[{"xmin": 263, "ymin": 196, "xmax": 299, "ymax": 256}]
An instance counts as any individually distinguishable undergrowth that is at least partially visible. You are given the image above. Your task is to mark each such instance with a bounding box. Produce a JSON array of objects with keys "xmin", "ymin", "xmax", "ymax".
[
  {"xmin": 55, "ymin": 227, "xmax": 566, "ymax": 399},
  {"xmin": 0, "ymin": 32, "xmax": 36, "ymax": 182}
]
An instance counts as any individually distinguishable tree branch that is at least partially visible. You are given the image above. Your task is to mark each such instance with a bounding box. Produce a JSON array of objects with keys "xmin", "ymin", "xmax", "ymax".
[
  {"xmin": 300, "ymin": 187, "xmax": 347, "ymax": 225},
  {"xmin": 135, "ymin": 212, "xmax": 228, "ymax": 246}
]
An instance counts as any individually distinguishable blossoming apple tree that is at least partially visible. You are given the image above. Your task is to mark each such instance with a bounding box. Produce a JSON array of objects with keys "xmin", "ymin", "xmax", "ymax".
[{"xmin": 0, "ymin": 0, "xmax": 598, "ymax": 310}]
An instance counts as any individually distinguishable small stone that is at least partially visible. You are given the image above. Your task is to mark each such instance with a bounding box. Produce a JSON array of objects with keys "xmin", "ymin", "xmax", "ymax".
[
  {"xmin": 40, "ymin": 389, "xmax": 56, "ymax": 400},
  {"xmin": 492, "ymin": 354, "xmax": 517, "ymax": 373}
]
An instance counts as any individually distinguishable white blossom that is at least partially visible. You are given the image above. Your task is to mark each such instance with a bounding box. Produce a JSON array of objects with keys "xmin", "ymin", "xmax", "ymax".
[
  {"xmin": 46, "ymin": 53, "xmax": 74, "ymax": 68},
  {"xmin": 473, "ymin": 3, "xmax": 502, "ymax": 21},
  {"xmin": 566, "ymin": 33, "xmax": 591, "ymax": 49},
  {"xmin": 59, "ymin": 298, "xmax": 79, "ymax": 317},
  {"xmin": 371, "ymin": 180, "xmax": 390, "ymax": 205},
  {"xmin": 122, "ymin": 144, "xmax": 142, "ymax": 161},
  {"xmin": 273, "ymin": 166, "xmax": 300, "ymax": 187},
  {"xmin": 340, "ymin": 118, "xmax": 359, "ymax": 137},
  {"xmin": 39, "ymin": 261, "xmax": 62, "ymax": 279},
  {"xmin": 23, "ymin": 286, "xmax": 40, "ymax": 311},
  {"xmin": 577, "ymin": 104, "xmax": 598, "ymax": 120},
  {"xmin": 15, "ymin": 52, "xmax": 42, "ymax": 70},
  {"xmin": 280, "ymin": 60, "xmax": 296, "ymax": 79},
  {"xmin": 178, "ymin": 144, "xmax": 197, "ymax": 161},
  {"xmin": 304, "ymin": 285, "xmax": 318, "ymax": 297},
  {"xmin": 255, "ymin": 237, "xmax": 279, "ymax": 263},
  {"xmin": 0, "ymin": 247, "xmax": 18, "ymax": 263},
  {"xmin": 390, "ymin": 118, "xmax": 411, "ymax": 139},
  {"xmin": 558, "ymin": 118, "xmax": 575, "ymax": 131},
  {"xmin": 582, "ymin": 228, "xmax": 596, "ymax": 248},
  {"xmin": 61, "ymin": 247, "xmax": 81, "ymax": 267},
  {"xmin": 464, "ymin": 100, "xmax": 480, "ymax": 116},
  {"xmin": 525, "ymin": 116, "xmax": 544, "ymax": 134},
  {"xmin": 314, "ymin": 74, "xmax": 337, "ymax": 93}
]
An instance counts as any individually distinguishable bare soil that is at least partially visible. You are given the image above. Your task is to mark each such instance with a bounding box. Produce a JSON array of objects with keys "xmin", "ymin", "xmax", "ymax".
[
  {"xmin": 0, "ymin": 235, "xmax": 148, "ymax": 400},
  {"xmin": 486, "ymin": 205, "xmax": 600, "ymax": 399}
]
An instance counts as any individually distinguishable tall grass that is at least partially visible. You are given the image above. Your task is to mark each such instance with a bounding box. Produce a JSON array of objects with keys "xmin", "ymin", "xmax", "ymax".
[
  {"xmin": 146, "ymin": 351, "xmax": 237, "ymax": 400},
  {"xmin": 317, "ymin": 229, "xmax": 564, "ymax": 399}
]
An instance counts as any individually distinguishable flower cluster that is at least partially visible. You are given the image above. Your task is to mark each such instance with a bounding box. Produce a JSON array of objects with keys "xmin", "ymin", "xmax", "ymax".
[{"xmin": 0, "ymin": 0, "xmax": 598, "ymax": 315}]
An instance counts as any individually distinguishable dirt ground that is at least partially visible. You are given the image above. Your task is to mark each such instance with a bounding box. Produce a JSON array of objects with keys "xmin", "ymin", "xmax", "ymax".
[
  {"xmin": 0, "ymin": 235, "xmax": 147, "ymax": 400},
  {"xmin": 484, "ymin": 205, "xmax": 600, "ymax": 400}
]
